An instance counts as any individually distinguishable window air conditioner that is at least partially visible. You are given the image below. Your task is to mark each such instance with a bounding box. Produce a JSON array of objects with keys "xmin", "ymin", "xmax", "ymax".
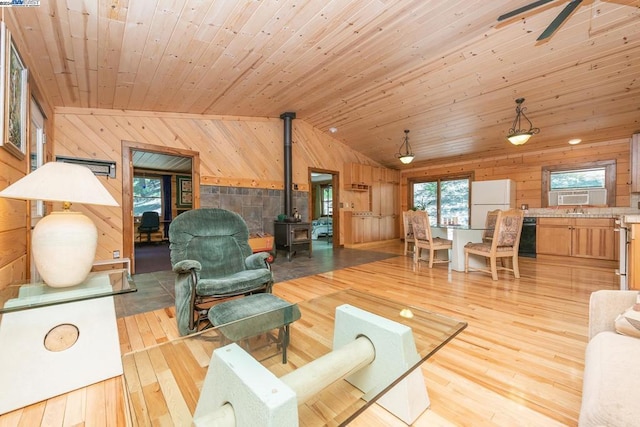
[
  {"xmin": 558, "ymin": 191, "xmax": 589, "ymax": 205},
  {"xmin": 548, "ymin": 189, "xmax": 607, "ymax": 206}
]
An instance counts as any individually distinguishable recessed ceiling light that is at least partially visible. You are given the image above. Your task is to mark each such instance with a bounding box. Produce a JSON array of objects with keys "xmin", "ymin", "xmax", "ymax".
[
  {"xmin": 568, "ymin": 138, "xmax": 582, "ymax": 145},
  {"xmin": 329, "ymin": 127, "xmax": 338, "ymax": 133}
]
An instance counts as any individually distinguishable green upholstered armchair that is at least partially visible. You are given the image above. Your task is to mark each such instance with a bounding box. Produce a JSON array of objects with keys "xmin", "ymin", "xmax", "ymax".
[{"xmin": 169, "ymin": 208, "xmax": 274, "ymax": 336}]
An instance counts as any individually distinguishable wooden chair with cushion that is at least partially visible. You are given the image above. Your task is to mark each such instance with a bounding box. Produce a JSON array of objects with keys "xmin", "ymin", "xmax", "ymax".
[
  {"xmin": 402, "ymin": 210, "xmax": 417, "ymax": 256},
  {"xmin": 464, "ymin": 209, "xmax": 524, "ymax": 280},
  {"xmin": 410, "ymin": 210, "xmax": 452, "ymax": 269}
]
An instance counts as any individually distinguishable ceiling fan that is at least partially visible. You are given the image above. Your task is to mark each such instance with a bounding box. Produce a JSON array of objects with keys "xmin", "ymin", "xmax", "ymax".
[{"xmin": 497, "ymin": 0, "xmax": 583, "ymax": 41}]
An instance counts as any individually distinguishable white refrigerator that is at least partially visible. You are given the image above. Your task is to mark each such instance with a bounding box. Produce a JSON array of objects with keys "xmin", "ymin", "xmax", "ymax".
[{"xmin": 470, "ymin": 179, "xmax": 516, "ymax": 229}]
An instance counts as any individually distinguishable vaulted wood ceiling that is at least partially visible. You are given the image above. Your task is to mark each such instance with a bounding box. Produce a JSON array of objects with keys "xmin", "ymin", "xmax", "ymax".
[{"xmin": 8, "ymin": 0, "xmax": 640, "ymax": 169}]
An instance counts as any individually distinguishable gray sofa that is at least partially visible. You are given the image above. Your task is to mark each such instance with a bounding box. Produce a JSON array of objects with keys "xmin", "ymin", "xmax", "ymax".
[{"xmin": 579, "ymin": 290, "xmax": 640, "ymax": 426}]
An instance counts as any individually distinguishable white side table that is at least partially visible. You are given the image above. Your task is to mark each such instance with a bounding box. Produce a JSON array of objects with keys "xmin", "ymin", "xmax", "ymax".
[{"xmin": 0, "ymin": 269, "xmax": 136, "ymax": 415}]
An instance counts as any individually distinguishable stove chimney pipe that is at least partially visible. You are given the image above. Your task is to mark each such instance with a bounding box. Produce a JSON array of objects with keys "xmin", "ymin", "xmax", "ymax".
[{"xmin": 280, "ymin": 112, "xmax": 296, "ymax": 217}]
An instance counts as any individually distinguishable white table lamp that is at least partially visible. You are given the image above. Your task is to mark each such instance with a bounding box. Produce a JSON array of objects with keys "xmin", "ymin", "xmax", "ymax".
[{"xmin": 0, "ymin": 162, "xmax": 119, "ymax": 287}]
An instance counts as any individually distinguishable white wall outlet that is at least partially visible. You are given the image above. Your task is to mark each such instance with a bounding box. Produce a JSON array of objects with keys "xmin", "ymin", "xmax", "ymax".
[{"xmin": 113, "ymin": 250, "xmax": 120, "ymax": 259}]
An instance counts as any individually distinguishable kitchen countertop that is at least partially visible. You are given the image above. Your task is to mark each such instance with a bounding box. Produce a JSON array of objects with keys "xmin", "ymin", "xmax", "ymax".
[
  {"xmin": 622, "ymin": 215, "xmax": 640, "ymax": 224},
  {"xmin": 526, "ymin": 213, "xmax": 619, "ymax": 218},
  {"xmin": 523, "ymin": 208, "xmax": 640, "ymax": 219}
]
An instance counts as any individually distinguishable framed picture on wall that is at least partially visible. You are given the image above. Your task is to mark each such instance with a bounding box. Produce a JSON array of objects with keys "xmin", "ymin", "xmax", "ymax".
[
  {"xmin": 176, "ymin": 175, "xmax": 192, "ymax": 208},
  {"xmin": 0, "ymin": 23, "xmax": 28, "ymax": 160}
]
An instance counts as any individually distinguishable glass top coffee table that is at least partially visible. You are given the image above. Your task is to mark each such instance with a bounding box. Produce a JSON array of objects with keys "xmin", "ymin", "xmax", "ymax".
[
  {"xmin": 122, "ymin": 289, "xmax": 467, "ymax": 426},
  {"xmin": 0, "ymin": 268, "xmax": 136, "ymax": 314}
]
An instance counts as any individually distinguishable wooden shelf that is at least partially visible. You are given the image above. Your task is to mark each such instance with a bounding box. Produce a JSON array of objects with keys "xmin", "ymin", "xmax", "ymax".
[{"xmin": 346, "ymin": 183, "xmax": 370, "ymax": 191}]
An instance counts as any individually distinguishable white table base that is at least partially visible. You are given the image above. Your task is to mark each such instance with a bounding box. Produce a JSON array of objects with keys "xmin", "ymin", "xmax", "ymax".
[
  {"xmin": 0, "ymin": 296, "xmax": 122, "ymax": 414},
  {"xmin": 448, "ymin": 228, "xmax": 487, "ymax": 272}
]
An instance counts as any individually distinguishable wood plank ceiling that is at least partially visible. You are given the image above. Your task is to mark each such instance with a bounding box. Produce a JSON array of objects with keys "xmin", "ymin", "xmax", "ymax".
[{"xmin": 8, "ymin": 0, "xmax": 640, "ymax": 169}]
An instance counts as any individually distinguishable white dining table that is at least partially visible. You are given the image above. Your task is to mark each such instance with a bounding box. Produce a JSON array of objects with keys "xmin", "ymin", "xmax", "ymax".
[{"xmin": 431, "ymin": 227, "xmax": 487, "ymax": 272}]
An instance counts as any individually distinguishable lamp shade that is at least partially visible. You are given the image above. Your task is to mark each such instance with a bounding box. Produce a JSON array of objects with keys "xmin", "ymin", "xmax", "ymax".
[
  {"xmin": 399, "ymin": 155, "xmax": 415, "ymax": 164},
  {"xmin": 0, "ymin": 161, "xmax": 118, "ymax": 206},
  {"xmin": 507, "ymin": 133, "xmax": 533, "ymax": 146},
  {"xmin": 0, "ymin": 162, "xmax": 119, "ymax": 287}
]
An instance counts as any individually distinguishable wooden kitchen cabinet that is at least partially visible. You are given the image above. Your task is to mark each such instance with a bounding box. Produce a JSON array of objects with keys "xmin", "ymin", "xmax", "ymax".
[
  {"xmin": 343, "ymin": 164, "xmax": 400, "ymax": 244},
  {"xmin": 379, "ymin": 215, "xmax": 398, "ymax": 240},
  {"xmin": 537, "ymin": 217, "xmax": 617, "ymax": 260},
  {"xmin": 536, "ymin": 218, "xmax": 572, "ymax": 256},
  {"xmin": 572, "ymin": 218, "xmax": 617, "ymax": 260},
  {"xmin": 343, "ymin": 212, "xmax": 380, "ymax": 244},
  {"xmin": 371, "ymin": 166, "xmax": 400, "ymax": 183},
  {"xmin": 384, "ymin": 168, "xmax": 400, "ymax": 184},
  {"xmin": 371, "ymin": 182, "xmax": 397, "ymax": 216},
  {"xmin": 344, "ymin": 163, "xmax": 372, "ymax": 191}
]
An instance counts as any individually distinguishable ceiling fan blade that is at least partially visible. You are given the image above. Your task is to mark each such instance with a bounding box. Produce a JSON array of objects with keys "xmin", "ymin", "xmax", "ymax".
[
  {"xmin": 497, "ymin": 0, "xmax": 556, "ymax": 21},
  {"xmin": 537, "ymin": 0, "xmax": 583, "ymax": 40}
]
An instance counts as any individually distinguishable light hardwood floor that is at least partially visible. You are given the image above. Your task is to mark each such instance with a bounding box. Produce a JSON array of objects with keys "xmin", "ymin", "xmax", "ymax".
[{"xmin": 0, "ymin": 241, "xmax": 619, "ymax": 426}]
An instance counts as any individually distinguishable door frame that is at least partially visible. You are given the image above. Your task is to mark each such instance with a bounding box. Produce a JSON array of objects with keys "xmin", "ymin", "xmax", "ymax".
[
  {"xmin": 29, "ymin": 97, "xmax": 46, "ymax": 281},
  {"xmin": 121, "ymin": 140, "xmax": 200, "ymax": 273},
  {"xmin": 308, "ymin": 167, "xmax": 340, "ymax": 248}
]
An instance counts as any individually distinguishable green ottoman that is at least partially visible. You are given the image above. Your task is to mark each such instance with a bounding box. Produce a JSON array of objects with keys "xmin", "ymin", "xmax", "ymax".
[{"xmin": 208, "ymin": 293, "xmax": 301, "ymax": 363}]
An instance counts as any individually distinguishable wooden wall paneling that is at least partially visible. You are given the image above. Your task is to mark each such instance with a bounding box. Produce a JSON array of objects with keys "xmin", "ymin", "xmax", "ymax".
[
  {"xmin": 0, "ymin": 257, "xmax": 27, "ymax": 291},
  {"xmin": 54, "ymin": 109, "xmax": 375, "ymax": 255},
  {"xmin": 0, "ymin": 167, "xmax": 29, "ymax": 228},
  {"xmin": 0, "ymin": 228, "xmax": 27, "ymax": 275}
]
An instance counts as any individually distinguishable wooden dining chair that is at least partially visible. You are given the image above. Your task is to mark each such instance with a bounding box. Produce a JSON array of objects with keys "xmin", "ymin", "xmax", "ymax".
[
  {"xmin": 464, "ymin": 209, "xmax": 524, "ymax": 280},
  {"xmin": 402, "ymin": 210, "xmax": 417, "ymax": 256},
  {"xmin": 410, "ymin": 210, "xmax": 452, "ymax": 269}
]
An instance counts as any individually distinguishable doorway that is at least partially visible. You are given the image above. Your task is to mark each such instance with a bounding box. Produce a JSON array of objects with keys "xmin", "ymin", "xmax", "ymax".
[
  {"xmin": 308, "ymin": 168, "xmax": 339, "ymax": 251},
  {"xmin": 121, "ymin": 141, "xmax": 200, "ymax": 274}
]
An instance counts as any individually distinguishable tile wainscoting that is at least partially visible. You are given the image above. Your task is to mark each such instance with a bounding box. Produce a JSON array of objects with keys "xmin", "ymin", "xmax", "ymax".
[{"xmin": 199, "ymin": 185, "xmax": 309, "ymax": 236}]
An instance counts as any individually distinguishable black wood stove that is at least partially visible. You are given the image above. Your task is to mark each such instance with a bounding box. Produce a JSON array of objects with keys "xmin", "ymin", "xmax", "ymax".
[{"xmin": 274, "ymin": 221, "xmax": 311, "ymax": 261}]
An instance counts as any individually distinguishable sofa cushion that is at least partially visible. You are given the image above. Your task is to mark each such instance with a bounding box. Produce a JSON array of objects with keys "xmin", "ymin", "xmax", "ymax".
[
  {"xmin": 579, "ymin": 331, "xmax": 640, "ymax": 427},
  {"xmin": 614, "ymin": 296, "xmax": 640, "ymax": 338}
]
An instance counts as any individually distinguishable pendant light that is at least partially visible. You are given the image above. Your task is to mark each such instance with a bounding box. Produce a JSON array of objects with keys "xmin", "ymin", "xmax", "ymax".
[
  {"xmin": 507, "ymin": 98, "xmax": 540, "ymax": 145},
  {"xmin": 395, "ymin": 129, "xmax": 415, "ymax": 164}
]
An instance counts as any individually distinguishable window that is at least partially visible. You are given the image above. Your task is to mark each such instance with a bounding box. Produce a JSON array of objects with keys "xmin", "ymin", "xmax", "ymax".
[
  {"xmin": 321, "ymin": 185, "xmax": 332, "ymax": 215},
  {"xmin": 133, "ymin": 176, "xmax": 162, "ymax": 216},
  {"xmin": 549, "ymin": 168, "xmax": 605, "ymax": 190},
  {"xmin": 412, "ymin": 176, "xmax": 470, "ymax": 227},
  {"xmin": 542, "ymin": 160, "xmax": 615, "ymax": 206}
]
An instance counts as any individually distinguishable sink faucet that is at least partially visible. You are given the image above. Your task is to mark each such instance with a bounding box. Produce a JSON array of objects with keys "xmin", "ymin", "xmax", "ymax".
[{"xmin": 566, "ymin": 207, "xmax": 586, "ymax": 214}]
